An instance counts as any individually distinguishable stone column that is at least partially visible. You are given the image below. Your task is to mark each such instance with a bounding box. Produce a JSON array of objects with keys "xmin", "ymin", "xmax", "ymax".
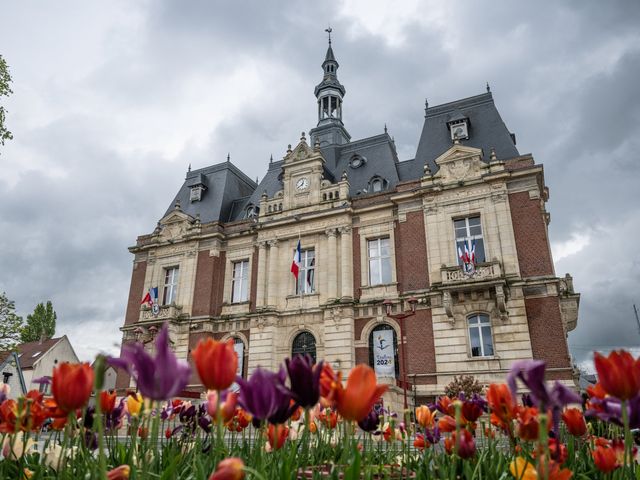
[
  {"xmin": 326, "ymin": 228, "xmax": 338, "ymax": 301},
  {"xmin": 339, "ymin": 226, "xmax": 353, "ymax": 300},
  {"xmin": 267, "ymin": 240, "xmax": 279, "ymax": 308},
  {"xmin": 256, "ymin": 242, "xmax": 267, "ymax": 308}
]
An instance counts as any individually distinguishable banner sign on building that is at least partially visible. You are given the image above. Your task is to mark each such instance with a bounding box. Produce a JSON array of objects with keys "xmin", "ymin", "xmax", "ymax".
[{"xmin": 372, "ymin": 329, "xmax": 395, "ymax": 378}]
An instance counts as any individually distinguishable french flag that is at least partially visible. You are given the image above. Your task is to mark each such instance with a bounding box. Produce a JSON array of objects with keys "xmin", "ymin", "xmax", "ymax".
[
  {"xmin": 291, "ymin": 239, "xmax": 302, "ymax": 280},
  {"xmin": 140, "ymin": 287, "xmax": 158, "ymax": 306}
]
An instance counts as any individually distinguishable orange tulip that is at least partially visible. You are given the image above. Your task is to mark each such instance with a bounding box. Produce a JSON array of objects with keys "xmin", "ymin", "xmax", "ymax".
[
  {"xmin": 413, "ymin": 434, "xmax": 429, "ymax": 450},
  {"xmin": 0, "ymin": 391, "xmax": 48, "ymax": 433},
  {"xmin": 415, "ymin": 405, "xmax": 437, "ymax": 428},
  {"xmin": 319, "ymin": 363, "xmax": 341, "ymax": 407},
  {"xmin": 107, "ymin": 465, "xmax": 131, "ymax": 480},
  {"xmin": 266, "ymin": 423, "xmax": 289, "ymax": 450},
  {"xmin": 192, "ymin": 338, "xmax": 238, "ymax": 391},
  {"xmin": 594, "ymin": 350, "xmax": 640, "ymax": 400},
  {"xmin": 209, "ymin": 457, "xmax": 245, "ymax": 480},
  {"xmin": 561, "ymin": 408, "xmax": 586, "ymax": 437},
  {"xmin": 487, "ymin": 383, "xmax": 515, "ymax": 432},
  {"xmin": 334, "ymin": 365, "xmax": 388, "ymax": 422},
  {"xmin": 99, "ymin": 390, "xmax": 117, "ymax": 414},
  {"xmin": 436, "ymin": 396, "xmax": 455, "ymax": 416},
  {"xmin": 592, "ymin": 445, "xmax": 618, "ymax": 473},
  {"xmin": 207, "ymin": 391, "xmax": 238, "ymax": 423},
  {"xmin": 51, "ymin": 363, "xmax": 94, "ymax": 413},
  {"xmin": 586, "ymin": 382, "xmax": 606, "ymax": 399},
  {"xmin": 437, "ymin": 415, "xmax": 457, "ymax": 433},
  {"xmin": 516, "ymin": 406, "xmax": 540, "ymax": 442}
]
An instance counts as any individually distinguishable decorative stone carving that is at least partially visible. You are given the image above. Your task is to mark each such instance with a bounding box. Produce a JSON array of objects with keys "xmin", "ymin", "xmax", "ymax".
[
  {"xmin": 495, "ymin": 285, "xmax": 508, "ymax": 321},
  {"xmin": 443, "ymin": 291, "xmax": 454, "ymax": 323},
  {"xmin": 432, "ymin": 145, "xmax": 486, "ymax": 184}
]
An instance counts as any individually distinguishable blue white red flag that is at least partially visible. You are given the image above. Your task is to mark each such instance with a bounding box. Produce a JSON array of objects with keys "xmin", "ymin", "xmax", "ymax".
[
  {"xmin": 291, "ymin": 239, "xmax": 302, "ymax": 280},
  {"xmin": 141, "ymin": 287, "xmax": 159, "ymax": 307}
]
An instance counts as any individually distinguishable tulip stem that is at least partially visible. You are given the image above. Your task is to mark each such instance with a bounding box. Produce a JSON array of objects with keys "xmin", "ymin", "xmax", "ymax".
[
  {"xmin": 537, "ymin": 412, "xmax": 549, "ymax": 480},
  {"xmin": 622, "ymin": 399, "xmax": 633, "ymax": 475}
]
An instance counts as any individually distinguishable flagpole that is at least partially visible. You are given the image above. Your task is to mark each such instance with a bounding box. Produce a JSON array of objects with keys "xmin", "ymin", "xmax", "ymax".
[{"xmin": 298, "ymin": 231, "xmax": 303, "ymax": 312}]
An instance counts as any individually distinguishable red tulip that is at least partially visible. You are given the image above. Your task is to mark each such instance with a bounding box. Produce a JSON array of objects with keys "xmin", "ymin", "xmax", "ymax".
[
  {"xmin": 437, "ymin": 415, "xmax": 457, "ymax": 433},
  {"xmin": 192, "ymin": 338, "xmax": 238, "ymax": 391},
  {"xmin": 209, "ymin": 457, "xmax": 245, "ymax": 480},
  {"xmin": 413, "ymin": 434, "xmax": 430, "ymax": 450},
  {"xmin": 52, "ymin": 363, "xmax": 94, "ymax": 413},
  {"xmin": 107, "ymin": 465, "xmax": 131, "ymax": 480},
  {"xmin": 562, "ymin": 407, "xmax": 586, "ymax": 437},
  {"xmin": 334, "ymin": 365, "xmax": 388, "ymax": 422},
  {"xmin": 594, "ymin": 350, "xmax": 640, "ymax": 400},
  {"xmin": 487, "ymin": 383, "xmax": 515, "ymax": 432},
  {"xmin": 266, "ymin": 423, "xmax": 289, "ymax": 450},
  {"xmin": 99, "ymin": 390, "xmax": 117, "ymax": 414},
  {"xmin": 516, "ymin": 406, "xmax": 540, "ymax": 442},
  {"xmin": 444, "ymin": 429, "xmax": 476, "ymax": 459},
  {"xmin": 592, "ymin": 445, "xmax": 618, "ymax": 473}
]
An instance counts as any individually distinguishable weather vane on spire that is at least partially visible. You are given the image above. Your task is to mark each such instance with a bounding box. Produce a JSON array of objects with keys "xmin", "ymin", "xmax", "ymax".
[{"xmin": 325, "ymin": 26, "xmax": 332, "ymax": 45}]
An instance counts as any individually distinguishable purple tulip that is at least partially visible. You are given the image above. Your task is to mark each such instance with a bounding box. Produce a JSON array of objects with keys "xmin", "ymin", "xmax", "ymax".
[
  {"xmin": 507, "ymin": 359, "xmax": 581, "ymax": 431},
  {"xmin": 237, "ymin": 366, "xmax": 295, "ymax": 425},
  {"xmin": 586, "ymin": 394, "xmax": 640, "ymax": 429},
  {"xmin": 105, "ymin": 399, "xmax": 126, "ymax": 431},
  {"xmin": 108, "ymin": 323, "xmax": 190, "ymax": 401},
  {"xmin": 285, "ymin": 355, "xmax": 323, "ymax": 409},
  {"xmin": 358, "ymin": 406, "xmax": 381, "ymax": 432}
]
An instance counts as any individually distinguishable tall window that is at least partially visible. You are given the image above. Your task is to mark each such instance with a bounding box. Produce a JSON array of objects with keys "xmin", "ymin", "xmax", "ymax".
[
  {"xmin": 368, "ymin": 324, "xmax": 399, "ymax": 378},
  {"xmin": 296, "ymin": 249, "xmax": 315, "ymax": 295},
  {"xmin": 454, "ymin": 216, "xmax": 486, "ymax": 264},
  {"xmin": 468, "ymin": 314, "xmax": 494, "ymax": 357},
  {"xmin": 231, "ymin": 260, "xmax": 249, "ymax": 303},
  {"xmin": 163, "ymin": 267, "xmax": 179, "ymax": 305},
  {"xmin": 233, "ymin": 337, "xmax": 246, "ymax": 379},
  {"xmin": 368, "ymin": 238, "xmax": 392, "ymax": 285},
  {"xmin": 292, "ymin": 331, "xmax": 316, "ymax": 362}
]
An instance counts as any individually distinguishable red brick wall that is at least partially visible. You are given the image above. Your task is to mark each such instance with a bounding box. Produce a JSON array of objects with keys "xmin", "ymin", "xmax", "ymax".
[
  {"xmin": 354, "ymin": 317, "xmax": 370, "ymax": 341},
  {"xmin": 525, "ymin": 297, "xmax": 572, "ymax": 377},
  {"xmin": 395, "ymin": 211, "xmax": 429, "ymax": 292},
  {"xmin": 404, "ymin": 309, "xmax": 437, "ymax": 384},
  {"xmin": 352, "ymin": 227, "xmax": 361, "ymax": 300},
  {"xmin": 509, "ymin": 192, "xmax": 554, "ymax": 277},
  {"xmin": 124, "ymin": 261, "xmax": 146, "ymax": 325},
  {"xmin": 192, "ymin": 250, "xmax": 226, "ymax": 317},
  {"xmin": 249, "ymin": 248, "xmax": 258, "ymax": 313},
  {"xmin": 355, "ymin": 346, "xmax": 368, "ymax": 366}
]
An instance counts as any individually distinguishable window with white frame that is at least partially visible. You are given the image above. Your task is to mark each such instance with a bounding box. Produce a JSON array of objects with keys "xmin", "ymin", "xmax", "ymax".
[
  {"xmin": 368, "ymin": 237, "xmax": 392, "ymax": 285},
  {"xmin": 231, "ymin": 260, "xmax": 249, "ymax": 303},
  {"xmin": 162, "ymin": 267, "xmax": 179, "ymax": 305},
  {"xmin": 454, "ymin": 216, "xmax": 486, "ymax": 265},
  {"xmin": 295, "ymin": 249, "xmax": 315, "ymax": 295},
  {"xmin": 468, "ymin": 314, "xmax": 494, "ymax": 357}
]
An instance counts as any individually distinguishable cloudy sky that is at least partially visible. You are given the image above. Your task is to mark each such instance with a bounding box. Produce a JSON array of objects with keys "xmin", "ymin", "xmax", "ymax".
[{"xmin": 1, "ymin": 1, "xmax": 639, "ymax": 369}]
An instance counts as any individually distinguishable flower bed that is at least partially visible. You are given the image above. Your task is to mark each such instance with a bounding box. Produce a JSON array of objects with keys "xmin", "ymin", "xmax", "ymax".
[{"xmin": 0, "ymin": 323, "xmax": 636, "ymax": 479}]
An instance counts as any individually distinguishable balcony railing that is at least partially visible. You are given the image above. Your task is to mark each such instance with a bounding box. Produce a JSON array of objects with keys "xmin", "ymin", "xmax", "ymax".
[
  {"xmin": 140, "ymin": 304, "xmax": 183, "ymax": 321},
  {"xmin": 441, "ymin": 261, "xmax": 502, "ymax": 285}
]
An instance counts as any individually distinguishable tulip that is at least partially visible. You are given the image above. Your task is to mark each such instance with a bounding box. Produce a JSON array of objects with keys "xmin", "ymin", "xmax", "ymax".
[
  {"xmin": 109, "ymin": 324, "xmax": 190, "ymax": 400},
  {"xmin": 100, "ymin": 390, "xmax": 117, "ymax": 414},
  {"xmin": 548, "ymin": 438, "xmax": 568, "ymax": 464},
  {"xmin": 209, "ymin": 457, "xmax": 245, "ymax": 480},
  {"xmin": 561, "ymin": 407, "xmax": 586, "ymax": 437},
  {"xmin": 107, "ymin": 465, "xmax": 131, "ymax": 480},
  {"xmin": 51, "ymin": 362, "xmax": 94, "ymax": 413},
  {"xmin": 436, "ymin": 395, "xmax": 456, "ymax": 416},
  {"xmin": 516, "ymin": 406, "xmax": 540, "ymax": 442},
  {"xmin": 207, "ymin": 390, "xmax": 238, "ymax": 423},
  {"xmin": 413, "ymin": 433, "xmax": 429, "ymax": 450},
  {"xmin": 487, "ymin": 383, "xmax": 516, "ymax": 432},
  {"xmin": 437, "ymin": 415, "xmax": 457, "ymax": 433},
  {"xmin": 318, "ymin": 408, "xmax": 338, "ymax": 429},
  {"xmin": 416, "ymin": 405, "xmax": 437, "ymax": 428},
  {"xmin": 267, "ymin": 423, "xmax": 289, "ymax": 450},
  {"xmin": 192, "ymin": 338, "xmax": 238, "ymax": 391},
  {"xmin": 509, "ymin": 457, "xmax": 536, "ymax": 480},
  {"xmin": 594, "ymin": 350, "xmax": 640, "ymax": 401},
  {"xmin": 334, "ymin": 365, "xmax": 388, "ymax": 422},
  {"xmin": 237, "ymin": 367, "xmax": 295, "ymax": 425},
  {"xmin": 444, "ymin": 429, "xmax": 475, "ymax": 459},
  {"xmin": 358, "ymin": 406, "xmax": 381, "ymax": 432},
  {"xmin": 461, "ymin": 395, "xmax": 487, "ymax": 423},
  {"xmin": 126, "ymin": 392, "xmax": 144, "ymax": 417},
  {"xmin": 285, "ymin": 354, "xmax": 323, "ymax": 408},
  {"xmin": 592, "ymin": 445, "xmax": 618, "ymax": 473}
]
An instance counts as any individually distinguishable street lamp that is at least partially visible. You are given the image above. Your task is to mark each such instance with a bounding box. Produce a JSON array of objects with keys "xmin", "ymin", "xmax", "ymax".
[{"xmin": 382, "ymin": 297, "xmax": 418, "ymax": 411}]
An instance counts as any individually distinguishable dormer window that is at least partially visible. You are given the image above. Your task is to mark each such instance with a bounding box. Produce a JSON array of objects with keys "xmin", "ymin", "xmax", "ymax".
[
  {"xmin": 190, "ymin": 185, "xmax": 204, "ymax": 202},
  {"xmin": 369, "ymin": 176, "xmax": 387, "ymax": 193},
  {"xmin": 245, "ymin": 205, "xmax": 259, "ymax": 219},
  {"xmin": 449, "ymin": 120, "xmax": 468, "ymax": 141}
]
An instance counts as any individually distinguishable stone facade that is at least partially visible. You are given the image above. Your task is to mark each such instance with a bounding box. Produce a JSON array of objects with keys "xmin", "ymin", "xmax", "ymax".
[{"xmin": 116, "ymin": 41, "xmax": 580, "ymax": 412}]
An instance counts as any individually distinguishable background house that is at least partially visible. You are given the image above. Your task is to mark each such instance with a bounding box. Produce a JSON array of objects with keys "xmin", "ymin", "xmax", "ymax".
[
  {"xmin": 17, "ymin": 336, "xmax": 79, "ymax": 393},
  {"xmin": 0, "ymin": 351, "xmax": 26, "ymax": 398}
]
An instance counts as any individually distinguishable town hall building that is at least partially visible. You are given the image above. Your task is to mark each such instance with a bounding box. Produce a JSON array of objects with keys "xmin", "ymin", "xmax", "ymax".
[{"xmin": 115, "ymin": 37, "xmax": 580, "ymax": 408}]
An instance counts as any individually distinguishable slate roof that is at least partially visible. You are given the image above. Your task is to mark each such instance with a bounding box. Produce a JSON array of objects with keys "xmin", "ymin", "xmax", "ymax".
[
  {"xmin": 161, "ymin": 91, "xmax": 520, "ymax": 224},
  {"xmin": 16, "ymin": 337, "xmax": 62, "ymax": 370}
]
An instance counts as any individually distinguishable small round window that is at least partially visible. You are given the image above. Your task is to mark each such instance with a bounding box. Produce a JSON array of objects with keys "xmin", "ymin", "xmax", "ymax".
[{"xmin": 349, "ymin": 155, "xmax": 366, "ymax": 169}]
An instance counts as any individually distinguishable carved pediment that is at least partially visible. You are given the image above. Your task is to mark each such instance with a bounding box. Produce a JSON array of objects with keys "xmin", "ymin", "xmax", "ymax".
[
  {"xmin": 156, "ymin": 207, "xmax": 197, "ymax": 242},
  {"xmin": 283, "ymin": 133, "xmax": 324, "ymax": 165},
  {"xmin": 433, "ymin": 145, "xmax": 487, "ymax": 184}
]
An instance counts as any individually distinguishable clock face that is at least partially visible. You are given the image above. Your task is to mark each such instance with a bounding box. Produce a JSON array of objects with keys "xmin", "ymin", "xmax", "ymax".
[{"xmin": 295, "ymin": 177, "xmax": 309, "ymax": 190}]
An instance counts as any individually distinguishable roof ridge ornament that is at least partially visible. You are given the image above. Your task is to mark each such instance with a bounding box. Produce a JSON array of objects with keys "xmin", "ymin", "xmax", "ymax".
[
  {"xmin": 325, "ymin": 26, "xmax": 332, "ymax": 45},
  {"xmin": 486, "ymin": 82, "xmax": 491, "ymax": 93},
  {"xmin": 425, "ymin": 98, "xmax": 429, "ymax": 118}
]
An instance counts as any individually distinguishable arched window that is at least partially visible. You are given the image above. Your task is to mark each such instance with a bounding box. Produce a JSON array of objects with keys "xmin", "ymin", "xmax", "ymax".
[
  {"xmin": 292, "ymin": 331, "xmax": 316, "ymax": 362},
  {"xmin": 468, "ymin": 314, "xmax": 494, "ymax": 357},
  {"xmin": 233, "ymin": 337, "xmax": 246, "ymax": 378},
  {"xmin": 368, "ymin": 324, "xmax": 399, "ymax": 378},
  {"xmin": 369, "ymin": 176, "xmax": 386, "ymax": 193},
  {"xmin": 245, "ymin": 205, "xmax": 259, "ymax": 219}
]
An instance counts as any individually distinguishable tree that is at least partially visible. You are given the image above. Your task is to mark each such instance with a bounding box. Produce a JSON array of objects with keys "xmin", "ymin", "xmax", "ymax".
[
  {"xmin": 0, "ymin": 54, "xmax": 13, "ymax": 147},
  {"xmin": 21, "ymin": 301, "xmax": 57, "ymax": 343},
  {"xmin": 0, "ymin": 292, "xmax": 24, "ymax": 350},
  {"xmin": 444, "ymin": 374, "xmax": 484, "ymax": 398}
]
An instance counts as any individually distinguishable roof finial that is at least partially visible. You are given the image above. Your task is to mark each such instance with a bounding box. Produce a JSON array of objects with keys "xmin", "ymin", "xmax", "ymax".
[
  {"xmin": 270, "ymin": 154, "xmax": 273, "ymax": 164},
  {"xmin": 187, "ymin": 163, "xmax": 191, "ymax": 173},
  {"xmin": 424, "ymin": 98, "xmax": 429, "ymax": 118},
  {"xmin": 300, "ymin": 131, "xmax": 306, "ymax": 143},
  {"xmin": 490, "ymin": 146, "xmax": 497, "ymax": 161},
  {"xmin": 255, "ymin": 176, "xmax": 259, "ymax": 183},
  {"xmin": 227, "ymin": 152, "xmax": 230, "ymax": 162},
  {"xmin": 384, "ymin": 123, "xmax": 388, "ymax": 134},
  {"xmin": 325, "ymin": 26, "xmax": 332, "ymax": 45},
  {"xmin": 486, "ymin": 82, "xmax": 491, "ymax": 93}
]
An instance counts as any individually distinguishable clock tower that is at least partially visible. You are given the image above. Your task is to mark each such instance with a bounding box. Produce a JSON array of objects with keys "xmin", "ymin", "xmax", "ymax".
[{"xmin": 281, "ymin": 132, "xmax": 327, "ymax": 210}]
